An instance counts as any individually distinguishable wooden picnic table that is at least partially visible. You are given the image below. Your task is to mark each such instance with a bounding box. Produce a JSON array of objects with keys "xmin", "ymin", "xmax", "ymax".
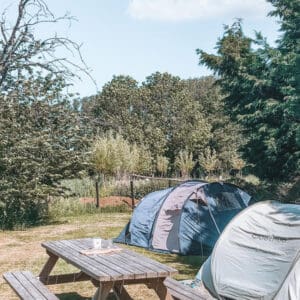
[{"xmin": 39, "ymin": 238, "xmax": 178, "ymax": 300}]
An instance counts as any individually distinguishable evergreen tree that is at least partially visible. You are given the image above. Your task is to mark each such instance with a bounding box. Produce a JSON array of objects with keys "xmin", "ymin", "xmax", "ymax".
[{"xmin": 197, "ymin": 0, "xmax": 300, "ymax": 180}]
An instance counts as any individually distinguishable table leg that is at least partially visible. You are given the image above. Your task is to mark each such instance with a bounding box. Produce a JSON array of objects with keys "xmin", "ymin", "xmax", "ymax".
[
  {"xmin": 113, "ymin": 283, "xmax": 133, "ymax": 300},
  {"xmin": 38, "ymin": 252, "xmax": 58, "ymax": 284},
  {"xmin": 153, "ymin": 278, "xmax": 173, "ymax": 300},
  {"xmin": 92, "ymin": 282, "xmax": 114, "ymax": 300}
]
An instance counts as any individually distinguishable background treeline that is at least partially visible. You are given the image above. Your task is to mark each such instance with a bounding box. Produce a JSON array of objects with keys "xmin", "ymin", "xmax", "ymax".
[
  {"xmin": 84, "ymin": 73, "xmax": 245, "ymax": 178},
  {"xmin": 0, "ymin": 0, "xmax": 299, "ymax": 229}
]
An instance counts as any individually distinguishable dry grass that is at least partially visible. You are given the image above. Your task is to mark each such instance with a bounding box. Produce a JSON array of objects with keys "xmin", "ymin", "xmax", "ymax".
[{"xmin": 0, "ymin": 212, "xmax": 202, "ymax": 299}]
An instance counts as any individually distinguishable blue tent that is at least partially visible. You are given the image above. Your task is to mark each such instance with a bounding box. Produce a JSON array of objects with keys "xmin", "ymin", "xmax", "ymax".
[{"xmin": 115, "ymin": 180, "xmax": 251, "ymax": 255}]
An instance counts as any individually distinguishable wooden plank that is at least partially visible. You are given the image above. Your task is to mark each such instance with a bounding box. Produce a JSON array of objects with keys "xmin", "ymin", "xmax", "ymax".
[
  {"xmin": 123, "ymin": 249, "xmax": 178, "ymax": 275},
  {"xmin": 39, "ymin": 272, "xmax": 90, "ymax": 285},
  {"xmin": 43, "ymin": 240, "xmax": 111, "ymax": 281},
  {"xmin": 152, "ymin": 278, "xmax": 172, "ymax": 300},
  {"xmin": 3, "ymin": 272, "xmax": 33, "ymax": 300},
  {"xmin": 112, "ymin": 252, "xmax": 157, "ymax": 279},
  {"xmin": 164, "ymin": 277, "xmax": 213, "ymax": 300},
  {"xmin": 92, "ymin": 282, "xmax": 114, "ymax": 300},
  {"xmin": 119, "ymin": 251, "xmax": 170, "ymax": 277},
  {"xmin": 3, "ymin": 271, "xmax": 59, "ymax": 300},
  {"xmin": 24, "ymin": 271, "xmax": 58, "ymax": 300},
  {"xmin": 39, "ymin": 253, "xmax": 58, "ymax": 281},
  {"xmin": 165, "ymin": 285, "xmax": 197, "ymax": 299},
  {"xmin": 74, "ymin": 239, "xmax": 142, "ymax": 281},
  {"xmin": 43, "ymin": 238, "xmax": 177, "ymax": 286},
  {"xmin": 68, "ymin": 238, "xmax": 177, "ymax": 280},
  {"xmin": 65, "ymin": 239, "xmax": 128, "ymax": 280},
  {"xmin": 75, "ymin": 238, "xmax": 176, "ymax": 282},
  {"xmin": 113, "ymin": 282, "xmax": 133, "ymax": 300},
  {"xmin": 14, "ymin": 271, "xmax": 48, "ymax": 300}
]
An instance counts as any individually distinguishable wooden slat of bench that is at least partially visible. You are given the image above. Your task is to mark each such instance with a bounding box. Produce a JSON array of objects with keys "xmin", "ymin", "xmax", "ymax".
[
  {"xmin": 3, "ymin": 272, "xmax": 33, "ymax": 300},
  {"xmin": 3, "ymin": 271, "xmax": 58, "ymax": 300},
  {"xmin": 164, "ymin": 277, "xmax": 214, "ymax": 300}
]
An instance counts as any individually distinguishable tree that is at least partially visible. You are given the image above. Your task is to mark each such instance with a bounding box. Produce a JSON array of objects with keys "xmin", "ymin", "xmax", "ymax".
[
  {"xmin": 197, "ymin": 0, "xmax": 300, "ymax": 180},
  {"xmin": 185, "ymin": 77, "xmax": 245, "ymax": 172},
  {"xmin": 92, "ymin": 75, "xmax": 144, "ymax": 143},
  {"xmin": 0, "ymin": 0, "xmax": 92, "ymax": 228},
  {"xmin": 0, "ymin": 77, "xmax": 89, "ymax": 228},
  {"xmin": 156, "ymin": 155, "xmax": 169, "ymax": 176},
  {"xmin": 90, "ymin": 132, "xmax": 152, "ymax": 178},
  {"xmin": 198, "ymin": 147, "xmax": 220, "ymax": 176},
  {"xmin": 90, "ymin": 72, "xmax": 212, "ymax": 171},
  {"xmin": 175, "ymin": 150, "xmax": 194, "ymax": 179},
  {"xmin": 0, "ymin": 0, "xmax": 92, "ymax": 92},
  {"xmin": 142, "ymin": 72, "xmax": 211, "ymax": 162}
]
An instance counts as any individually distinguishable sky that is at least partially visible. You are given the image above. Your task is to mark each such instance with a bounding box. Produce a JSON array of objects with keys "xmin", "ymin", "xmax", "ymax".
[{"xmin": 1, "ymin": 0, "xmax": 281, "ymax": 97}]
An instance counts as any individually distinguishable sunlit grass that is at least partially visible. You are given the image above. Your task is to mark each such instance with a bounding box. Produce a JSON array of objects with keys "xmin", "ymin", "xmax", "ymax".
[{"xmin": 0, "ymin": 211, "xmax": 202, "ymax": 299}]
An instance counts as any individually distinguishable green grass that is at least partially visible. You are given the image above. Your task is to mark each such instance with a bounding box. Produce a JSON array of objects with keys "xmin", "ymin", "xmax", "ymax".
[{"xmin": 0, "ymin": 211, "xmax": 202, "ymax": 300}]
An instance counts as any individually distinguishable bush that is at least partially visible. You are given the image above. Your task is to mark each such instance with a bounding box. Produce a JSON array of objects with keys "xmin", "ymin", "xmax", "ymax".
[
  {"xmin": 48, "ymin": 197, "xmax": 130, "ymax": 220},
  {"xmin": 0, "ymin": 194, "xmax": 48, "ymax": 229},
  {"xmin": 91, "ymin": 132, "xmax": 152, "ymax": 177}
]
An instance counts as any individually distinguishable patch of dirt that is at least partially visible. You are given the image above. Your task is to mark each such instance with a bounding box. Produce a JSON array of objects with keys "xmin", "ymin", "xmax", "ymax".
[{"xmin": 80, "ymin": 196, "xmax": 138, "ymax": 208}]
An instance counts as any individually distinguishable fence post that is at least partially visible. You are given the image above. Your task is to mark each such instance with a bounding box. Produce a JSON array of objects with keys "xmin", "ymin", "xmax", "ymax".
[
  {"xmin": 130, "ymin": 179, "xmax": 134, "ymax": 209},
  {"xmin": 95, "ymin": 181, "xmax": 100, "ymax": 208}
]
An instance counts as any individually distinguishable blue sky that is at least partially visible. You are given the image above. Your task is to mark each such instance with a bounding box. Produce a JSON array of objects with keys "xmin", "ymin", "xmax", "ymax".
[{"xmin": 1, "ymin": 0, "xmax": 281, "ymax": 97}]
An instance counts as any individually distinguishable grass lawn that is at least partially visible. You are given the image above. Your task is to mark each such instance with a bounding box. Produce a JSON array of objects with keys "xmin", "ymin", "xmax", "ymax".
[{"xmin": 0, "ymin": 212, "xmax": 204, "ymax": 299}]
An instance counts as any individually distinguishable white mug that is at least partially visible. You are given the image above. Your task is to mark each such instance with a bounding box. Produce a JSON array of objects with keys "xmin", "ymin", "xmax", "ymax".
[{"xmin": 93, "ymin": 238, "xmax": 102, "ymax": 249}]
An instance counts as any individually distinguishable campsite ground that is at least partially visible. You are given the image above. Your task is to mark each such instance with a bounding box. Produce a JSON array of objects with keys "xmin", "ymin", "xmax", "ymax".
[{"xmin": 0, "ymin": 212, "xmax": 202, "ymax": 299}]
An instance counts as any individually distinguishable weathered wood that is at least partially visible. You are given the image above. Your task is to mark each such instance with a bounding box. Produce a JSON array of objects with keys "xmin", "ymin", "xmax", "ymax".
[
  {"xmin": 146, "ymin": 278, "xmax": 173, "ymax": 300},
  {"xmin": 39, "ymin": 272, "xmax": 90, "ymax": 285},
  {"xmin": 40, "ymin": 238, "xmax": 179, "ymax": 299},
  {"xmin": 42, "ymin": 240, "xmax": 111, "ymax": 281},
  {"xmin": 113, "ymin": 282, "xmax": 133, "ymax": 300},
  {"xmin": 92, "ymin": 282, "xmax": 114, "ymax": 300},
  {"xmin": 3, "ymin": 271, "xmax": 59, "ymax": 300},
  {"xmin": 66, "ymin": 239, "xmax": 128, "ymax": 280},
  {"xmin": 122, "ymin": 248, "xmax": 177, "ymax": 275},
  {"xmin": 39, "ymin": 252, "xmax": 58, "ymax": 282},
  {"xmin": 164, "ymin": 277, "xmax": 214, "ymax": 300}
]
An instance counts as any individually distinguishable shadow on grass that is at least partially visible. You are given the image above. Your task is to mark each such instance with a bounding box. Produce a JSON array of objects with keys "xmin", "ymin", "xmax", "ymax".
[
  {"xmin": 163, "ymin": 254, "xmax": 207, "ymax": 277},
  {"xmin": 57, "ymin": 291, "xmax": 116, "ymax": 300}
]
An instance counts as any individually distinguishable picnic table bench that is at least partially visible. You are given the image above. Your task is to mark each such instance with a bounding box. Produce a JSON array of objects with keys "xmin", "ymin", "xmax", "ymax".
[
  {"xmin": 3, "ymin": 270, "xmax": 58, "ymax": 300},
  {"xmin": 3, "ymin": 238, "xmax": 178, "ymax": 299},
  {"xmin": 164, "ymin": 277, "xmax": 215, "ymax": 300},
  {"xmin": 40, "ymin": 238, "xmax": 178, "ymax": 299}
]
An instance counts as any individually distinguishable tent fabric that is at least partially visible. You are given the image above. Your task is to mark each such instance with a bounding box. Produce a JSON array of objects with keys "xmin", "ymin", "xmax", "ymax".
[
  {"xmin": 274, "ymin": 252, "xmax": 300, "ymax": 300},
  {"xmin": 115, "ymin": 180, "xmax": 251, "ymax": 255},
  {"xmin": 201, "ymin": 201, "xmax": 300, "ymax": 300}
]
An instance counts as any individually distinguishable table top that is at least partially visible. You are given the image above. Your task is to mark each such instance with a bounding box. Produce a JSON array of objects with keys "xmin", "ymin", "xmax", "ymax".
[{"xmin": 42, "ymin": 238, "xmax": 178, "ymax": 282}]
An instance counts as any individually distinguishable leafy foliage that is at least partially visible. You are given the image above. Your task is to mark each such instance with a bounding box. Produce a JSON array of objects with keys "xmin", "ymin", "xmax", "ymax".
[
  {"xmin": 0, "ymin": 1, "xmax": 91, "ymax": 228},
  {"xmin": 88, "ymin": 73, "xmax": 242, "ymax": 175},
  {"xmin": 197, "ymin": 0, "xmax": 300, "ymax": 180},
  {"xmin": 175, "ymin": 150, "xmax": 194, "ymax": 178},
  {"xmin": 198, "ymin": 147, "xmax": 220, "ymax": 175},
  {"xmin": 90, "ymin": 132, "xmax": 152, "ymax": 178},
  {"xmin": 0, "ymin": 77, "xmax": 90, "ymax": 228},
  {"xmin": 156, "ymin": 155, "xmax": 169, "ymax": 176}
]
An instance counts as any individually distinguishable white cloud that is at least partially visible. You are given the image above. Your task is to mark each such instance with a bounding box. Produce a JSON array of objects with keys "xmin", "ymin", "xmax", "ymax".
[{"xmin": 127, "ymin": 0, "xmax": 273, "ymax": 22}]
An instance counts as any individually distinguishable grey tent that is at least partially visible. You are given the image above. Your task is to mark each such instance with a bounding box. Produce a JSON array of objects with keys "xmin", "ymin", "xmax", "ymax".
[
  {"xmin": 115, "ymin": 180, "xmax": 251, "ymax": 255},
  {"xmin": 200, "ymin": 201, "xmax": 300, "ymax": 300}
]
